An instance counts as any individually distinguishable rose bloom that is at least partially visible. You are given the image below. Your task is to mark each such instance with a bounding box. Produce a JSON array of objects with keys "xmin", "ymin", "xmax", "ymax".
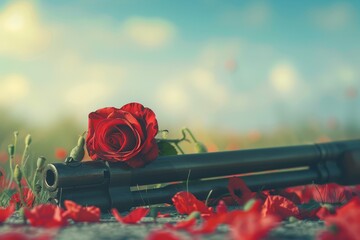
[{"xmin": 86, "ymin": 103, "xmax": 159, "ymax": 168}]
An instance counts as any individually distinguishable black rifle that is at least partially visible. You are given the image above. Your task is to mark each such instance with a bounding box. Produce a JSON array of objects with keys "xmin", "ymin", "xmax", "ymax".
[{"xmin": 43, "ymin": 139, "xmax": 360, "ymax": 212}]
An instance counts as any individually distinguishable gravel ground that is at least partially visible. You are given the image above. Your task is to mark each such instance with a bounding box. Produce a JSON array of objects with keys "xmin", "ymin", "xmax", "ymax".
[{"xmin": 1, "ymin": 212, "xmax": 325, "ymax": 240}]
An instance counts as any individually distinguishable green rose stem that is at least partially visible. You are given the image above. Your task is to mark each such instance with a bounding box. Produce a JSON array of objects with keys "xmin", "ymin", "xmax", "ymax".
[
  {"xmin": 159, "ymin": 129, "xmax": 188, "ymax": 154},
  {"xmin": 14, "ymin": 164, "xmax": 27, "ymax": 208},
  {"xmin": 182, "ymin": 127, "xmax": 208, "ymax": 153}
]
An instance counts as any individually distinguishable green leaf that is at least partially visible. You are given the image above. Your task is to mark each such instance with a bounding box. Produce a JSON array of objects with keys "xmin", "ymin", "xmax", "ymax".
[{"xmin": 157, "ymin": 140, "xmax": 178, "ymax": 156}]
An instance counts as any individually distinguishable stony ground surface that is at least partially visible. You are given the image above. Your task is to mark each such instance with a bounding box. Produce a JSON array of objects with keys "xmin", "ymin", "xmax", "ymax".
[{"xmin": 1, "ymin": 212, "xmax": 325, "ymax": 240}]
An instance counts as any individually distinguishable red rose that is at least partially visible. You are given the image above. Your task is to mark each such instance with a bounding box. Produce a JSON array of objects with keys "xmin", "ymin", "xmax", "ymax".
[{"xmin": 86, "ymin": 102, "xmax": 159, "ymax": 168}]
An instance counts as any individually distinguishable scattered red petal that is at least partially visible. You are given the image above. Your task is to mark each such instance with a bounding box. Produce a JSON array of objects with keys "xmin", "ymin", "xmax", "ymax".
[
  {"xmin": 318, "ymin": 197, "xmax": 360, "ymax": 240},
  {"xmin": 64, "ymin": 200, "xmax": 100, "ymax": 223},
  {"xmin": 0, "ymin": 232, "xmax": 54, "ymax": 240},
  {"xmin": 316, "ymin": 206, "xmax": 334, "ymax": 220},
  {"xmin": 157, "ymin": 212, "xmax": 171, "ymax": 218},
  {"xmin": 112, "ymin": 207, "xmax": 149, "ymax": 224},
  {"xmin": 0, "ymin": 232, "xmax": 29, "ymax": 240},
  {"xmin": 230, "ymin": 200, "xmax": 280, "ymax": 240},
  {"xmin": 216, "ymin": 200, "xmax": 228, "ymax": 214},
  {"xmin": 25, "ymin": 204, "xmax": 68, "ymax": 228},
  {"xmin": 146, "ymin": 230, "xmax": 182, "ymax": 240},
  {"xmin": 0, "ymin": 203, "xmax": 15, "ymax": 223},
  {"xmin": 312, "ymin": 183, "xmax": 352, "ymax": 204},
  {"xmin": 172, "ymin": 191, "xmax": 213, "ymax": 215},
  {"xmin": 227, "ymin": 177, "xmax": 255, "ymax": 206},
  {"xmin": 262, "ymin": 195, "xmax": 300, "ymax": 220}
]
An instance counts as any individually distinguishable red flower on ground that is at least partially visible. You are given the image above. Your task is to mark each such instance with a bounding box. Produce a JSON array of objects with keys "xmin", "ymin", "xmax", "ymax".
[
  {"xmin": 312, "ymin": 183, "xmax": 352, "ymax": 204},
  {"xmin": 10, "ymin": 188, "xmax": 35, "ymax": 208},
  {"xmin": 24, "ymin": 204, "xmax": 68, "ymax": 228},
  {"xmin": 86, "ymin": 103, "xmax": 159, "ymax": 168},
  {"xmin": 229, "ymin": 200, "xmax": 280, "ymax": 240},
  {"xmin": 283, "ymin": 186, "xmax": 313, "ymax": 204},
  {"xmin": 317, "ymin": 197, "xmax": 360, "ymax": 240},
  {"xmin": 111, "ymin": 207, "xmax": 149, "ymax": 224},
  {"xmin": 147, "ymin": 230, "xmax": 182, "ymax": 240},
  {"xmin": 172, "ymin": 191, "xmax": 213, "ymax": 215},
  {"xmin": 227, "ymin": 177, "xmax": 255, "ymax": 206},
  {"xmin": 0, "ymin": 204, "xmax": 15, "ymax": 223},
  {"xmin": 64, "ymin": 200, "xmax": 100, "ymax": 223},
  {"xmin": 261, "ymin": 195, "xmax": 300, "ymax": 220}
]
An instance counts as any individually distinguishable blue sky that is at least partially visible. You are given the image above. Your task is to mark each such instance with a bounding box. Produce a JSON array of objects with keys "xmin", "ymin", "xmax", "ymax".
[{"xmin": 0, "ymin": 0, "xmax": 359, "ymax": 132}]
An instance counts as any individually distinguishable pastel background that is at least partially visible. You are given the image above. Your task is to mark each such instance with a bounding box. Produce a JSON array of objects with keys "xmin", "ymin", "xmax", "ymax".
[{"xmin": 0, "ymin": 0, "xmax": 359, "ymax": 159}]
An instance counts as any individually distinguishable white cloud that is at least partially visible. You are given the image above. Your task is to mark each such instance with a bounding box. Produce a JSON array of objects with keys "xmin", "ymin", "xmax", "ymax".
[
  {"xmin": 269, "ymin": 63, "xmax": 298, "ymax": 94},
  {"xmin": 222, "ymin": 2, "xmax": 271, "ymax": 27},
  {"xmin": 310, "ymin": 3, "xmax": 354, "ymax": 30},
  {"xmin": 336, "ymin": 65, "xmax": 357, "ymax": 85},
  {"xmin": 122, "ymin": 17, "xmax": 176, "ymax": 48},
  {"xmin": 0, "ymin": 74, "xmax": 30, "ymax": 105},
  {"xmin": 65, "ymin": 81, "xmax": 113, "ymax": 108},
  {"xmin": 0, "ymin": 1, "xmax": 50, "ymax": 58},
  {"xmin": 198, "ymin": 39, "xmax": 242, "ymax": 68},
  {"xmin": 156, "ymin": 82, "xmax": 190, "ymax": 113},
  {"xmin": 189, "ymin": 68, "xmax": 228, "ymax": 106}
]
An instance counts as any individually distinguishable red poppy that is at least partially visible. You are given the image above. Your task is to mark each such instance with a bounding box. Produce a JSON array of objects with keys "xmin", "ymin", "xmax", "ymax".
[
  {"xmin": 312, "ymin": 183, "xmax": 352, "ymax": 204},
  {"xmin": 318, "ymin": 197, "xmax": 360, "ymax": 240},
  {"xmin": 55, "ymin": 148, "xmax": 67, "ymax": 160},
  {"xmin": 64, "ymin": 200, "xmax": 100, "ymax": 223},
  {"xmin": 10, "ymin": 188, "xmax": 35, "ymax": 208},
  {"xmin": 146, "ymin": 230, "xmax": 182, "ymax": 240},
  {"xmin": 229, "ymin": 200, "xmax": 280, "ymax": 240},
  {"xmin": 269, "ymin": 188, "xmax": 302, "ymax": 205},
  {"xmin": 111, "ymin": 207, "xmax": 149, "ymax": 224},
  {"xmin": 24, "ymin": 204, "xmax": 68, "ymax": 228},
  {"xmin": 172, "ymin": 191, "xmax": 213, "ymax": 215},
  {"xmin": 261, "ymin": 195, "xmax": 300, "ymax": 220},
  {"xmin": 227, "ymin": 177, "xmax": 255, "ymax": 206},
  {"xmin": 0, "ymin": 204, "xmax": 15, "ymax": 223},
  {"xmin": 282, "ymin": 186, "xmax": 313, "ymax": 204}
]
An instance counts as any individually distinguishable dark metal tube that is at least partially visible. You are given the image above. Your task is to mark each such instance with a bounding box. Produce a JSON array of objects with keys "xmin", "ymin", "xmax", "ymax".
[
  {"xmin": 110, "ymin": 140, "xmax": 360, "ymax": 186},
  {"xmin": 43, "ymin": 139, "xmax": 360, "ymax": 212},
  {"xmin": 131, "ymin": 168, "xmax": 321, "ymax": 207}
]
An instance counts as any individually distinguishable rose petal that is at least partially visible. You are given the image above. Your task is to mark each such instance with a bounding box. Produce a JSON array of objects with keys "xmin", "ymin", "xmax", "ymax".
[{"xmin": 112, "ymin": 207, "xmax": 149, "ymax": 224}]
